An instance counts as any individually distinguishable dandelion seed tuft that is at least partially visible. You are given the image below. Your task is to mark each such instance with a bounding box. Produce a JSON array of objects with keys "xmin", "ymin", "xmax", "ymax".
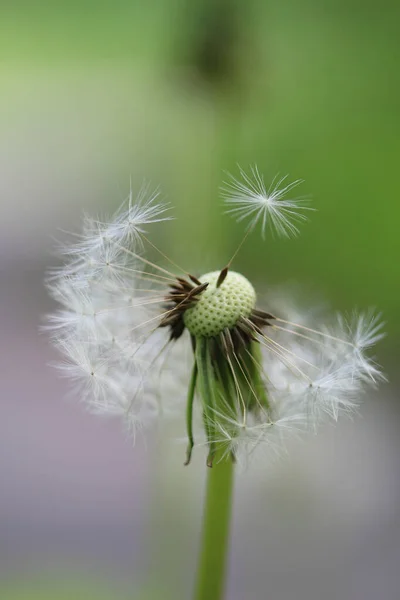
[{"xmin": 222, "ymin": 165, "xmax": 313, "ymax": 238}]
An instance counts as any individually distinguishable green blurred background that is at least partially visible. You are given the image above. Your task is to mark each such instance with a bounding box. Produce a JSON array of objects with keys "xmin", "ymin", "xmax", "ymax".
[
  {"xmin": 2, "ymin": 0, "xmax": 399, "ymax": 328},
  {"xmin": 1, "ymin": 1, "xmax": 399, "ymax": 599}
]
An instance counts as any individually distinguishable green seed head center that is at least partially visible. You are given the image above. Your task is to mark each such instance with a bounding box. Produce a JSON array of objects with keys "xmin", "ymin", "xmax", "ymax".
[{"xmin": 184, "ymin": 270, "xmax": 256, "ymax": 337}]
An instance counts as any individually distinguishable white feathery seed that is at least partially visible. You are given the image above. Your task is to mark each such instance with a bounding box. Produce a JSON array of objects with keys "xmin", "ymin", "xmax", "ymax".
[
  {"xmin": 222, "ymin": 165, "xmax": 313, "ymax": 238},
  {"xmin": 105, "ymin": 182, "xmax": 172, "ymax": 246}
]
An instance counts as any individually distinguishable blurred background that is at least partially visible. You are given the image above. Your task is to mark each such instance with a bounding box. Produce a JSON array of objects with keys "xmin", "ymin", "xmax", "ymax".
[{"xmin": 1, "ymin": 1, "xmax": 399, "ymax": 598}]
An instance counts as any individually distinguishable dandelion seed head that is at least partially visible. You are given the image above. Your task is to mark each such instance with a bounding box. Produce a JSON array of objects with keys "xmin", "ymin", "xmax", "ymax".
[
  {"xmin": 184, "ymin": 271, "xmax": 256, "ymax": 337},
  {"xmin": 46, "ymin": 173, "xmax": 385, "ymax": 465}
]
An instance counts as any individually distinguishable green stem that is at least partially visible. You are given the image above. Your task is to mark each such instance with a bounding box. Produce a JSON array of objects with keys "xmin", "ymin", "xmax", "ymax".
[
  {"xmin": 185, "ymin": 362, "xmax": 198, "ymax": 466},
  {"xmin": 194, "ymin": 453, "xmax": 235, "ymax": 600},
  {"xmin": 195, "ymin": 337, "xmax": 217, "ymax": 466}
]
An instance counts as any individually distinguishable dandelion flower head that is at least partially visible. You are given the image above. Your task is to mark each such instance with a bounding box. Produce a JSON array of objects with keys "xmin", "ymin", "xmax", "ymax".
[{"xmin": 46, "ymin": 168, "xmax": 385, "ymax": 466}]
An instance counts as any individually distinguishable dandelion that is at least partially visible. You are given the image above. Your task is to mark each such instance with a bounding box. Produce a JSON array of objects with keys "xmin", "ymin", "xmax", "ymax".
[{"xmin": 46, "ymin": 168, "xmax": 385, "ymax": 600}]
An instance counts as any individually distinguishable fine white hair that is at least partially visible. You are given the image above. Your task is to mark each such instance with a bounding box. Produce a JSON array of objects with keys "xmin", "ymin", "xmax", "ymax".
[{"xmin": 222, "ymin": 165, "xmax": 313, "ymax": 238}]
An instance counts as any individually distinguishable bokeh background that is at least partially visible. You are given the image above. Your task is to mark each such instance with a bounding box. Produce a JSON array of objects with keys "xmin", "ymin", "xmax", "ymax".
[{"xmin": 1, "ymin": 1, "xmax": 399, "ymax": 599}]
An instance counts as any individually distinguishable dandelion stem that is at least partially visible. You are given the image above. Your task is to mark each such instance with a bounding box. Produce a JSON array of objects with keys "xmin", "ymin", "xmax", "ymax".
[
  {"xmin": 196, "ymin": 337, "xmax": 218, "ymax": 466},
  {"xmin": 194, "ymin": 449, "xmax": 234, "ymax": 600},
  {"xmin": 184, "ymin": 362, "xmax": 198, "ymax": 466}
]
